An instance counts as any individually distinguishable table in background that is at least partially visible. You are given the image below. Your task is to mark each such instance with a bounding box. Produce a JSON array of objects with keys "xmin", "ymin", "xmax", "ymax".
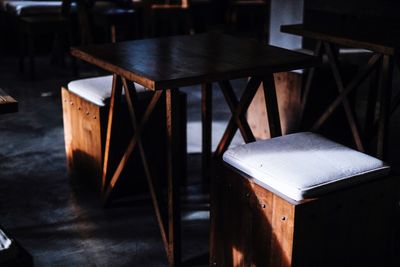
[
  {"xmin": 71, "ymin": 32, "xmax": 318, "ymax": 266},
  {"xmin": 281, "ymin": 23, "xmax": 400, "ymax": 159}
]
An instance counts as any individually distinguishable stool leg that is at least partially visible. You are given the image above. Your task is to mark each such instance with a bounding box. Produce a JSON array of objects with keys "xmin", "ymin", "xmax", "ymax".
[
  {"xmin": 165, "ymin": 89, "xmax": 182, "ymax": 267},
  {"xmin": 201, "ymin": 83, "xmax": 212, "ymax": 185},
  {"xmin": 377, "ymin": 55, "xmax": 394, "ymax": 159}
]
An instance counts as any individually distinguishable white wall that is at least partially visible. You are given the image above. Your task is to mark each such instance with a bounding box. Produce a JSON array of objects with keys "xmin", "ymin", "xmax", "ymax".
[{"xmin": 269, "ymin": 0, "xmax": 304, "ymax": 49}]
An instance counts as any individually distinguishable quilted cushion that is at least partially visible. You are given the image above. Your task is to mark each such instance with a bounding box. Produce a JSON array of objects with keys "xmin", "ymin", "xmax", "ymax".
[
  {"xmin": 223, "ymin": 132, "xmax": 390, "ymax": 201},
  {"xmin": 68, "ymin": 75, "xmax": 146, "ymax": 107}
]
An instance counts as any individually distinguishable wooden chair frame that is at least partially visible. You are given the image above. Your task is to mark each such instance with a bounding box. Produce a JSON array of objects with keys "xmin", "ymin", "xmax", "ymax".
[
  {"xmin": 281, "ymin": 24, "xmax": 398, "ymax": 159},
  {"xmin": 303, "ymin": 40, "xmax": 394, "ymax": 158},
  {"xmin": 101, "ymin": 74, "xmax": 181, "ymax": 266},
  {"xmin": 213, "ymin": 75, "xmax": 281, "ymax": 159}
]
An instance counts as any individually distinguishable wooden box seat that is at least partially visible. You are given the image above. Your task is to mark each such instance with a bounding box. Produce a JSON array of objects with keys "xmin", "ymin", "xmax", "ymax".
[
  {"xmin": 223, "ymin": 132, "xmax": 389, "ymax": 200},
  {"xmin": 62, "ymin": 75, "xmax": 186, "ymax": 195},
  {"xmin": 211, "ymin": 132, "xmax": 400, "ymax": 266}
]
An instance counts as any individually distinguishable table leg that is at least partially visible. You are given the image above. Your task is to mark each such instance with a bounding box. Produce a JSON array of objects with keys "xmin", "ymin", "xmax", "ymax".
[
  {"xmin": 102, "ymin": 74, "xmax": 122, "ymax": 195},
  {"xmin": 166, "ymin": 89, "xmax": 182, "ymax": 267},
  {"xmin": 122, "ymin": 79, "xmax": 168, "ymax": 252},
  {"xmin": 364, "ymin": 65, "xmax": 380, "ymax": 142},
  {"xmin": 389, "ymin": 58, "xmax": 400, "ymax": 115},
  {"xmin": 377, "ymin": 55, "xmax": 394, "ymax": 159},
  {"xmin": 262, "ymin": 74, "xmax": 282, "ymax": 137},
  {"xmin": 201, "ymin": 83, "xmax": 212, "ymax": 184},
  {"xmin": 300, "ymin": 40, "xmax": 323, "ymax": 123},
  {"xmin": 323, "ymin": 42, "xmax": 364, "ymax": 151},
  {"xmin": 102, "ymin": 79, "xmax": 162, "ymax": 206}
]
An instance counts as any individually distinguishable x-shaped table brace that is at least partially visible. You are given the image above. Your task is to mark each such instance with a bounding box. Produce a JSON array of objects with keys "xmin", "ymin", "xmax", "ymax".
[
  {"xmin": 101, "ymin": 74, "xmax": 181, "ymax": 266},
  {"xmin": 100, "ymin": 73, "xmax": 291, "ymax": 266},
  {"xmin": 210, "ymin": 74, "xmax": 282, "ymax": 159},
  {"xmin": 302, "ymin": 40, "xmax": 394, "ymax": 158}
]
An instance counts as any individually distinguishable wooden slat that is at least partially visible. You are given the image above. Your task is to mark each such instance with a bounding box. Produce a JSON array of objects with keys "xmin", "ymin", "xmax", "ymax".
[
  {"xmin": 0, "ymin": 89, "xmax": 18, "ymax": 114},
  {"xmin": 247, "ymin": 72, "xmax": 302, "ymax": 139}
]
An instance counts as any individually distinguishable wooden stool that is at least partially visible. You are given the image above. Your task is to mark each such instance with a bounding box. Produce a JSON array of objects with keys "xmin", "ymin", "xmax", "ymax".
[
  {"xmin": 62, "ymin": 75, "xmax": 187, "ymax": 198},
  {"xmin": 211, "ymin": 132, "xmax": 400, "ymax": 266}
]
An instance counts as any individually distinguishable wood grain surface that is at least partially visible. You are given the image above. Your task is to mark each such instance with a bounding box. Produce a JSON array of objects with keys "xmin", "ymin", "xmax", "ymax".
[
  {"xmin": 71, "ymin": 33, "xmax": 319, "ymax": 90},
  {"xmin": 281, "ymin": 24, "xmax": 400, "ymax": 55}
]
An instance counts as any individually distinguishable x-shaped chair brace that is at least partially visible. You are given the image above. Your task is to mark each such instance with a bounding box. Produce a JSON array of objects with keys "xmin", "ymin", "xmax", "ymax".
[
  {"xmin": 302, "ymin": 40, "xmax": 394, "ymax": 158},
  {"xmin": 101, "ymin": 74, "xmax": 181, "ymax": 266},
  {"xmin": 212, "ymin": 74, "xmax": 282, "ymax": 159}
]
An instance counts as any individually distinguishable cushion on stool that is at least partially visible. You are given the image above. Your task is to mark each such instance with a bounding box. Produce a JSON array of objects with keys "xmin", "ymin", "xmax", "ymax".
[
  {"xmin": 223, "ymin": 132, "xmax": 390, "ymax": 201},
  {"xmin": 6, "ymin": 1, "xmax": 64, "ymax": 16},
  {"xmin": 68, "ymin": 75, "xmax": 146, "ymax": 107}
]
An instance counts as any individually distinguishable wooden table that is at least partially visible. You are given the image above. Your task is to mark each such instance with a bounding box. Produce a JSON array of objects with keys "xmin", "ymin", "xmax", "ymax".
[
  {"xmin": 71, "ymin": 32, "xmax": 318, "ymax": 267},
  {"xmin": 281, "ymin": 23, "xmax": 400, "ymax": 159}
]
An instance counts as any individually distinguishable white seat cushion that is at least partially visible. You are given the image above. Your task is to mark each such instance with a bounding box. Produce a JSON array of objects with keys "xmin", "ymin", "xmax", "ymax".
[
  {"xmin": 68, "ymin": 75, "xmax": 147, "ymax": 107},
  {"xmin": 6, "ymin": 1, "xmax": 63, "ymax": 16},
  {"xmin": 223, "ymin": 132, "xmax": 390, "ymax": 201},
  {"xmin": 0, "ymin": 229, "xmax": 12, "ymax": 251}
]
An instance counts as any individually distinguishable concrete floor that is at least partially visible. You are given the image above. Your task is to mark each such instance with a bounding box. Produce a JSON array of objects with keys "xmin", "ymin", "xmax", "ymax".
[
  {"xmin": 0, "ymin": 51, "xmax": 247, "ymax": 266},
  {"xmin": 2, "ymin": 46, "xmax": 400, "ymax": 267}
]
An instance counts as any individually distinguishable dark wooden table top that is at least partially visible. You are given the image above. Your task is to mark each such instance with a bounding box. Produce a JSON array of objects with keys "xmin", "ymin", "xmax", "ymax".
[
  {"xmin": 71, "ymin": 33, "xmax": 319, "ymax": 90},
  {"xmin": 281, "ymin": 24, "xmax": 400, "ymax": 56},
  {"xmin": 0, "ymin": 89, "xmax": 18, "ymax": 115}
]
